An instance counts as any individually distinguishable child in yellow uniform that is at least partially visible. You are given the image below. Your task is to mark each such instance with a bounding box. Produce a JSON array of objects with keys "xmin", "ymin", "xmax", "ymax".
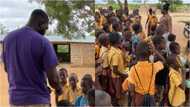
[
  {"xmin": 167, "ymin": 42, "xmax": 186, "ymax": 106},
  {"xmin": 67, "ymin": 73, "xmax": 81, "ymax": 104},
  {"xmin": 95, "ymin": 30, "xmax": 104, "ymax": 61},
  {"xmin": 108, "ymin": 32, "xmax": 128, "ymax": 106},
  {"xmin": 56, "ymin": 68, "xmax": 69, "ymax": 104},
  {"xmin": 125, "ymin": 41, "xmax": 165, "ymax": 106},
  {"xmin": 96, "ymin": 33, "xmax": 110, "ymax": 91}
]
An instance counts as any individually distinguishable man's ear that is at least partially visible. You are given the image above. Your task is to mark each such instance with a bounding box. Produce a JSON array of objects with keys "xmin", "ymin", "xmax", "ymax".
[{"xmin": 39, "ymin": 23, "xmax": 43, "ymax": 30}]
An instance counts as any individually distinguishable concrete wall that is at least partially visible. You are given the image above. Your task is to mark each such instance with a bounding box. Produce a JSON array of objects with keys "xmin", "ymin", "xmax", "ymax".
[{"xmin": 70, "ymin": 43, "xmax": 95, "ymax": 67}]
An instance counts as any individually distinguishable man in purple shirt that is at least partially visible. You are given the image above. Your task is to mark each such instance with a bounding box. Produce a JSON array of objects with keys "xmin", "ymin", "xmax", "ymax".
[{"xmin": 2, "ymin": 9, "xmax": 62, "ymax": 106}]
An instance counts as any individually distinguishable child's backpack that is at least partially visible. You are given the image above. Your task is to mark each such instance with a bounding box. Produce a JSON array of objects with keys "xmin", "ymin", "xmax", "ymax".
[{"xmin": 134, "ymin": 63, "xmax": 155, "ymax": 106}]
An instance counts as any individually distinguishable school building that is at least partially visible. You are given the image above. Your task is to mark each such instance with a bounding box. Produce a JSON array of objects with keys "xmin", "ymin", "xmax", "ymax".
[{"xmin": 0, "ymin": 35, "xmax": 95, "ymax": 67}]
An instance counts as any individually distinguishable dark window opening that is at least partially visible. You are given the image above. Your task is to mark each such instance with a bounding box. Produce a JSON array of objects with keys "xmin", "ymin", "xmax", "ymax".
[{"xmin": 53, "ymin": 43, "xmax": 70, "ymax": 63}]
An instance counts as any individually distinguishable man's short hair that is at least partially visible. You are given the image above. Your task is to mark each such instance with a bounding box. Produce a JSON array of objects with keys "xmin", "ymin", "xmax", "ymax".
[{"xmin": 29, "ymin": 9, "xmax": 48, "ymax": 23}]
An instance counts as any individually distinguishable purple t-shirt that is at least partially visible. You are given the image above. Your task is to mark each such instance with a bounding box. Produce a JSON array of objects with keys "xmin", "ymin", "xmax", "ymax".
[{"xmin": 2, "ymin": 26, "xmax": 58, "ymax": 105}]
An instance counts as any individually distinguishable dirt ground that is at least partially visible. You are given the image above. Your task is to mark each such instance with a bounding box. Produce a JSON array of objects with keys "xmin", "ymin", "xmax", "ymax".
[
  {"xmin": 0, "ymin": 63, "xmax": 95, "ymax": 106},
  {"xmin": 1, "ymin": 11, "xmax": 190, "ymax": 106}
]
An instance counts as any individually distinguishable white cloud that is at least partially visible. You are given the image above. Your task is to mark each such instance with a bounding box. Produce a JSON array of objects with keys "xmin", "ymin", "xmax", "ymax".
[{"xmin": 0, "ymin": 0, "xmax": 42, "ymax": 31}]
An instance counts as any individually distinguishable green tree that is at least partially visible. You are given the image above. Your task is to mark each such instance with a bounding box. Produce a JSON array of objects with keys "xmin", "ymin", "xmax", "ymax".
[
  {"xmin": 44, "ymin": 0, "xmax": 94, "ymax": 39},
  {"xmin": 107, "ymin": 0, "xmax": 116, "ymax": 5},
  {"xmin": 158, "ymin": 0, "xmax": 183, "ymax": 12},
  {"xmin": 31, "ymin": 0, "xmax": 94, "ymax": 39},
  {"xmin": 0, "ymin": 23, "xmax": 8, "ymax": 35},
  {"xmin": 159, "ymin": 0, "xmax": 183, "ymax": 4}
]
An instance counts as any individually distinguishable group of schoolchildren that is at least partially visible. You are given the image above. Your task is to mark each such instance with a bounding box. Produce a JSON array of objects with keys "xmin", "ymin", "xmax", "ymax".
[
  {"xmin": 95, "ymin": 2, "xmax": 190, "ymax": 106},
  {"xmin": 55, "ymin": 68, "xmax": 95, "ymax": 107}
]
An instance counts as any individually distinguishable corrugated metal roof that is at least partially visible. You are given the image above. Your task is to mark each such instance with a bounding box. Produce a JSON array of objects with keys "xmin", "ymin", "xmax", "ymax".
[{"xmin": 0, "ymin": 35, "xmax": 95, "ymax": 44}]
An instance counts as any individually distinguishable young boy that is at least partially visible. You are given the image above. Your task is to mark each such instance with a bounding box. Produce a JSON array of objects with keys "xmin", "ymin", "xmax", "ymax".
[
  {"xmin": 74, "ymin": 74, "xmax": 94, "ymax": 107},
  {"xmin": 152, "ymin": 36, "xmax": 170, "ymax": 105},
  {"xmin": 126, "ymin": 41, "xmax": 165, "ymax": 106},
  {"xmin": 108, "ymin": 32, "xmax": 128, "ymax": 106},
  {"xmin": 166, "ymin": 33, "xmax": 176, "ymax": 55},
  {"xmin": 133, "ymin": 23, "xmax": 146, "ymax": 42},
  {"xmin": 145, "ymin": 8, "xmax": 158, "ymax": 36},
  {"xmin": 131, "ymin": 24, "xmax": 141, "ymax": 54},
  {"xmin": 96, "ymin": 33, "xmax": 110, "ymax": 91},
  {"xmin": 67, "ymin": 73, "xmax": 81, "ymax": 104},
  {"xmin": 167, "ymin": 43, "xmax": 185, "ymax": 106},
  {"xmin": 168, "ymin": 42, "xmax": 182, "ymax": 68},
  {"xmin": 56, "ymin": 68, "xmax": 69, "ymax": 104},
  {"xmin": 112, "ymin": 22, "xmax": 123, "ymax": 36}
]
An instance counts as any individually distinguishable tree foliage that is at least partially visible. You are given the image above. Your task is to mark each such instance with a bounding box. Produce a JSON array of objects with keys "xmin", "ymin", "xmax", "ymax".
[
  {"xmin": 158, "ymin": 0, "xmax": 183, "ymax": 12},
  {"xmin": 159, "ymin": 0, "xmax": 183, "ymax": 5},
  {"xmin": 29, "ymin": 0, "xmax": 94, "ymax": 39},
  {"xmin": 0, "ymin": 23, "xmax": 8, "ymax": 35},
  {"xmin": 43, "ymin": 0, "xmax": 94, "ymax": 39}
]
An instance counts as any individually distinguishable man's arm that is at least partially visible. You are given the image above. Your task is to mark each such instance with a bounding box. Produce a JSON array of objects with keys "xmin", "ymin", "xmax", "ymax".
[
  {"xmin": 46, "ymin": 66, "xmax": 62, "ymax": 96},
  {"xmin": 1, "ymin": 42, "xmax": 7, "ymax": 72}
]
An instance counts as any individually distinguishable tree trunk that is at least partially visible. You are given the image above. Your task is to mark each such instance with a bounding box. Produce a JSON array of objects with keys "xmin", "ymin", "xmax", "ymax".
[
  {"xmin": 124, "ymin": 0, "xmax": 129, "ymax": 16},
  {"xmin": 116, "ymin": 0, "xmax": 123, "ymax": 9}
]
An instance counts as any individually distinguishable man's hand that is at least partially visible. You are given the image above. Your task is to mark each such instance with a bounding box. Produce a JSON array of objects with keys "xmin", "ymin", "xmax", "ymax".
[{"xmin": 47, "ymin": 66, "xmax": 63, "ymax": 96}]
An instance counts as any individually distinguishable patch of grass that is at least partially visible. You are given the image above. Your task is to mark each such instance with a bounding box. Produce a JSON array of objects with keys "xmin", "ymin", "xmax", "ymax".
[
  {"xmin": 96, "ymin": 3, "xmax": 190, "ymax": 12},
  {"xmin": 95, "ymin": 3, "xmax": 140, "ymax": 10},
  {"xmin": 156, "ymin": 3, "xmax": 190, "ymax": 12}
]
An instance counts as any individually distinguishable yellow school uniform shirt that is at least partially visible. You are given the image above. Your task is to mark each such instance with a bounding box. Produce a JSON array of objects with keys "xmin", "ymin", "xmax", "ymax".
[
  {"xmin": 127, "ymin": 61, "xmax": 164, "ymax": 95},
  {"xmin": 95, "ymin": 44, "xmax": 100, "ymax": 59},
  {"xmin": 168, "ymin": 68, "xmax": 185, "ymax": 106},
  {"xmin": 67, "ymin": 86, "xmax": 82, "ymax": 104},
  {"xmin": 58, "ymin": 85, "xmax": 69, "ymax": 102},
  {"xmin": 108, "ymin": 46, "xmax": 125, "ymax": 78},
  {"xmin": 99, "ymin": 46, "xmax": 109, "ymax": 68}
]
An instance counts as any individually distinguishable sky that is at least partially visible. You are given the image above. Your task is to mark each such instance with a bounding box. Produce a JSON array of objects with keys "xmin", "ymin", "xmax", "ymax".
[
  {"xmin": 1, "ymin": 0, "xmax": 190, "ymax": 32},
  {"xmin": 95, "ymin": 0, "xmax": 190, "ymax": 4},
  {"xmin": 0, "ymin": 0, "xmax": 42, "ymax": 31}
]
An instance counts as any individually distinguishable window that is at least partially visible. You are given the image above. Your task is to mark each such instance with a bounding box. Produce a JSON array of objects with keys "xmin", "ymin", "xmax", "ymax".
[{"xmin": 53, "ymin": 43, "xmax": 70, "ymax": 63}]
